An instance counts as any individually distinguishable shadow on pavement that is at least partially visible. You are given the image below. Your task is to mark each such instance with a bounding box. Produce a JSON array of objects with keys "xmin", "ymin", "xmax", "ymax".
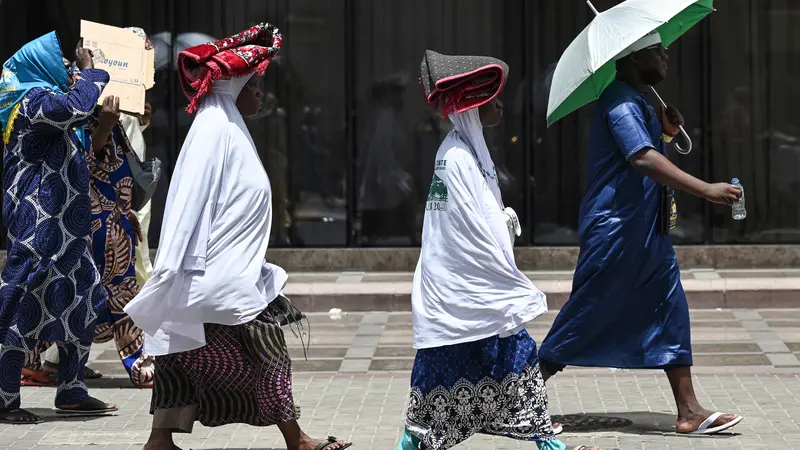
[
  {"xmin": 21, "ymin": 407, "xmax": 115, "ymax": 423},
  {"xmin": 85, "ymin": 377, "xmax": 151, "ymax": 389},
  {"xmin": 553, "ymin": 411, "xmax": 742, "ymax": 437}
]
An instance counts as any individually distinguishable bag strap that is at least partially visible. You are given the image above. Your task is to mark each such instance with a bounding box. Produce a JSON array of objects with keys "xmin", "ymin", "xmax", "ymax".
[{"xmin": 456, "ymin": 130, "xmax": 505, "ymax": 210}]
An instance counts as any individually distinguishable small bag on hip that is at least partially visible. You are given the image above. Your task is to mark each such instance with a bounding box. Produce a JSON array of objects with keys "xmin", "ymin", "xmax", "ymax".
[{"xmin": 659, "ymin": 185, "xmax": 678, "ymax": 234}]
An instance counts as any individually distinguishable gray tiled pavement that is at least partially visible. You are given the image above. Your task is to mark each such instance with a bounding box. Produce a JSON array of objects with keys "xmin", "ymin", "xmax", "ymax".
[{"xmin": 3, "ymin": 310, "xmax": 800, "ymax": 449}]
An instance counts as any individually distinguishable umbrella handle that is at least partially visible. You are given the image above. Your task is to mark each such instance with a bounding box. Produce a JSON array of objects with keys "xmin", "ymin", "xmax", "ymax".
[
  {"xmin": 673, "ymin": 126, "xmax": 693, "ymax": 155},
  {"xmin": 649, "ymin": 86, "xmax": 693, "ymax": 155}
]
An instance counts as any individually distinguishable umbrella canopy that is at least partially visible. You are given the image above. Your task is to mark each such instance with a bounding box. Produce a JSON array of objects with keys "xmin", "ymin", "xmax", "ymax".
[{"xmin": 546, "ymin": 0, "xmax": 713, "ymax": 127}]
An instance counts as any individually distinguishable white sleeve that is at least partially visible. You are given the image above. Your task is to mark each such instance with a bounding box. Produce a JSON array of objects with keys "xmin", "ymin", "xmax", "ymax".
[{"xmin": 124, "ymin": 124, "xmax": 227, "ymax": 334}]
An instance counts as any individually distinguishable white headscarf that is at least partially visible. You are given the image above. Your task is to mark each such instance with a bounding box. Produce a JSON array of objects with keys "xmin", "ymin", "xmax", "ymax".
[
  {"xmin": 125, "ymin": 74, "xmax": 288, "ymax": 356},
  {"xmin": 447, "ymin": 109, "xmax": 503, "ymax": 206}
]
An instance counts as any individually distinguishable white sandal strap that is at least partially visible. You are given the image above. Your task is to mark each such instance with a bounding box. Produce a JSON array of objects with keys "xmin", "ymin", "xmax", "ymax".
[{"xmin": 696, "ymin": 412, "xmax": 723, "ymax": 431}]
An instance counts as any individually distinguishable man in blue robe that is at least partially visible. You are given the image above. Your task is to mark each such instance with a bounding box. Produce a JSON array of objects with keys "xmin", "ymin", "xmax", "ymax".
[{"xmin": 538, "ymin": 33, "xmax": 744, "ymax": 435}]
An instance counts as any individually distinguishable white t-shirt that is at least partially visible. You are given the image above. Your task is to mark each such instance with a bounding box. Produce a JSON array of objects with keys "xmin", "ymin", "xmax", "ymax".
[{"xmin": 412, "ymin": 117, "xmax": 547, "ymax": 349}]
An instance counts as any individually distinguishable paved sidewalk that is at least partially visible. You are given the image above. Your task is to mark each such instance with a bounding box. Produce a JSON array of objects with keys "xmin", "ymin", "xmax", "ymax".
[{"xmin": 2, "ymin": 310, "xmax": 800, "ymax": 449}]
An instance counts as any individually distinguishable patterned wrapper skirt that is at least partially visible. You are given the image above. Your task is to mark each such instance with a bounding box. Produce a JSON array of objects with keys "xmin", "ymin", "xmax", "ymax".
[
  {"xmin": 404, "ymin": 329, "xmax": 556, "ymax": 450},
  {"xmin": 150, "ymin": 311, "xmax": 299, "ymax": 432}
]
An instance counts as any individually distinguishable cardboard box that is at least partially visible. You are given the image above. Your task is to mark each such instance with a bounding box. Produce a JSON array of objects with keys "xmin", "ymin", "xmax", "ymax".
[{"xmin": 80, "ymin": 20, "xmax": 155, "ymax": 115}]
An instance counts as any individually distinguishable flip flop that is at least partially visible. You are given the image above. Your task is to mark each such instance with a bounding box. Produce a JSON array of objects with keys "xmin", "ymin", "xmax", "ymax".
[
  {"xmin": 0, "ymin": 408, "xmax": 44, "ymax": 425},
  {"xmin": 686, "ymin": 412, "xmax": 743, "ymax": 435},
  {"xmin": 314, "ymin": 436, "xmax": 353, "ymax": 450},
  {"xmin": 20, "ymin": 369, "xmax": 57, "ymax": 387},
  {"xmin": 84, "ymin": 366, "xmax": 103, "ymax": 379},
  {"xmin": 553, "ymin": 422, "xmax": 563, "ymax": 435},
  {"xmin": 55, "ymin": 396, "xmax": 117, "ymax": 415}
]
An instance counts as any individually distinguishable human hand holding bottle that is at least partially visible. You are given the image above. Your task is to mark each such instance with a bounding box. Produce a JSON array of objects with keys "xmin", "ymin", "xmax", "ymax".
[{"xmin": 701, "ymin": 182, "xmax": 742, "ymax": 205}]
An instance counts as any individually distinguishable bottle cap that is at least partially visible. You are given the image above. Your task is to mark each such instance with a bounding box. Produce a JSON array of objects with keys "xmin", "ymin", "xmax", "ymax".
[{"xmin": 731, "ymin": 178, "xmax": 740, "ymax": 185}]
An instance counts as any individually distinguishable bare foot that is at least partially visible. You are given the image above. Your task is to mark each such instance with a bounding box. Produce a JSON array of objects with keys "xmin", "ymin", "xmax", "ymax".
[
  {"xmin": 676, "ymin": 410, "xmax": 741, "ymax": 434},
  {"xmin": 143, "ymin": 429, "xmax": 182, "ymax": 450},
  {"xmin": 299, "ymin": 435, "xmax": 352, "ymax": 450},
  {"xmin": 143, "ymin": 443, "xmax": 183, "ymax": 450}
]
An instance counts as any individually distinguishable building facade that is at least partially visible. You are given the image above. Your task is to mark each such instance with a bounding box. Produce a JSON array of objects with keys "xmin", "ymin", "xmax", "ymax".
[{"xmin": 2, "ymin": 0, "xmax": 799, "ymax": 248}]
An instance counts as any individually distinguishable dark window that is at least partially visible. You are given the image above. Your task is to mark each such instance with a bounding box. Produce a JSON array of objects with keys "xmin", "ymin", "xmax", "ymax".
[{"xmin": 1, "ymin": 0, "xmax": 798, "ymax": 248}]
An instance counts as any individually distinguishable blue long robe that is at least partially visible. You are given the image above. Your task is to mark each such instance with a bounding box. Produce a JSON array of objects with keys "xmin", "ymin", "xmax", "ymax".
[{"xmin": 538, "ymin": 80, "xmax": 692, "ymax": 370}]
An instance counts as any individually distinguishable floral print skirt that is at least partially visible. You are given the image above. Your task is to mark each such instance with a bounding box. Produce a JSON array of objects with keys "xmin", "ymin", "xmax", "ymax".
[{"xmin": 404, "ymin": 329, "xmax": 557, "ymax": 450}]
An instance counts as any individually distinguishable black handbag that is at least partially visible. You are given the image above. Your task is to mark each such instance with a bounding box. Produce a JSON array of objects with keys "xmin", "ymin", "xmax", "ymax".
[
  {"xmin": 267, "ymin": 294, "xmax": 306, "ymax": 326},
  {"xmin": 126, "ymin": 151, "xmax": 162, "ymax": 211}
]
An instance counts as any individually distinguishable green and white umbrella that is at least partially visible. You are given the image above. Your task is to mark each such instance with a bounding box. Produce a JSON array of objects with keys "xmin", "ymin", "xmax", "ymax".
[{"xmin": 546, "ymin": 0, "xmax": 714, "ymax": 154}]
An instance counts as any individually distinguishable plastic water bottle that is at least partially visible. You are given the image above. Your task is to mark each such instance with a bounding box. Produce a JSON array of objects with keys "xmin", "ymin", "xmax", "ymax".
[{"xmin": 731, "ymin": 178, "xmax": 746, "ymax": 220}]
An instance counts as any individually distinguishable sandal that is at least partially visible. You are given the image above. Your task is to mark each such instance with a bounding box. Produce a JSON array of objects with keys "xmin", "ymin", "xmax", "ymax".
[
  {"xmin": 682, "ymin": 412, "xmax": 743, "ymax": 435},
  {"xmin": 314, "ymin": 436, "xmax": 353, "ymax": 450},
  {"xmin": 20, "ymin": 368, "xmax": 56, "ymax": 386},
  {"xmin": 83, "ymin": 366, "xmax": 103, "ymax": 379},
  {"xmin": 42, "ymin": 361, "xmax": 59, "ymax": 375},
  {"xmin": 0, "ymin": 408, "xmax": 44, "ymax": 424},
  {"xmin": 55, "ymin": 396, "xmax": 117, "ymax": 415}
]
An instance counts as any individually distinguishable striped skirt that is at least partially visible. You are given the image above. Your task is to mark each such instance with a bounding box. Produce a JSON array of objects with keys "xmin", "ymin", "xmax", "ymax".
[{"xmin": 150, "ymin": 311, "xmax": 299, "ymax": 432}]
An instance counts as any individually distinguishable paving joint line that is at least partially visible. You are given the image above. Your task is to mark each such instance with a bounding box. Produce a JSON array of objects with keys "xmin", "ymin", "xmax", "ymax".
[
  {"xmin": 737, "ymin": 310, "xmax": 800, "ymax": 368},
  {"xmin": 339, "ymin": 312, "xmax": 387, "ymax": 373}
]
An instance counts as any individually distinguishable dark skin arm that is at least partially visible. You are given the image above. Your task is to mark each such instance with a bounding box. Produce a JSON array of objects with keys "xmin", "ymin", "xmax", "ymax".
[
  {"xmin": 630, "ymin": 105, "xmax": 741, "ymax": 205},
  {"xmin": 126, "ymin": 211, "xmax": 144, "ymax": 246},
  {"xmin": 91, "ymin": 96, "xmax": 120, "ymax": 151}
]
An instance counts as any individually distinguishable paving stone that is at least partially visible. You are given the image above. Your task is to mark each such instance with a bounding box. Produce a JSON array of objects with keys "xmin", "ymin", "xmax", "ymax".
[
  {"xmin": 757, "ymin": 341, "xmax": 792, "ymax": 353},
  {"xmin": 692, "ymin": 353, "xmax": 772, "ymax": 366},
  {"xmin": 343, "ymin": 344, "xmax": 376, "ymax": 360},
  {"xmin": 4, "ymin": 309, "xmax": 800, "ymax": 449},
  {"xmin": 766, "ymin": 353, "xmax": 800, "ymax": 368}
]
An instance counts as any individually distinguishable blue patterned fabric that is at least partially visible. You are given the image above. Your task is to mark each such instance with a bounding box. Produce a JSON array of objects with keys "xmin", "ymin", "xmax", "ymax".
[
  {"xmin": 539, "ymin": 80, "xmax": 692, "ymax": 372},
  {"xmin": 0, "ymin": 331, "xmax": 91, "ymax": 408},
  {"xmin": 0, "ymin": 67, "xmax": 110, "ymax": 353},
  {"xmin": 403, "ymin": 329, "xmax": 558, "ymax": 450},
  {"xmin": 396, "ymin": 428, "xmax": 565, "ymax": 450},
  {"xmin": 84, "ymin": 116, "xmax": 151, "ymax": 384}
]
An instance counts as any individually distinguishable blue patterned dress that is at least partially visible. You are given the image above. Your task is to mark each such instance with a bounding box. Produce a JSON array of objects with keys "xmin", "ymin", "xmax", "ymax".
[
  {"xmin": 0, "ymin": 58, "xmax": 110, "ymax": 408},
  {"xmin": 402, "ymin": 329, "xmax": 559, "ymax": 450}
]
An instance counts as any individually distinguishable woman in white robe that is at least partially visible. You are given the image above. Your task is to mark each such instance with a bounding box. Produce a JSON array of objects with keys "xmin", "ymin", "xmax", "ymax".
[
  {"xmin": 123, "ymin": 24, "xmax": 352, "ymax": 450},
  {"xmin": 396, "ymin": 50, "xmax": 599, "ymax": 450}
]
